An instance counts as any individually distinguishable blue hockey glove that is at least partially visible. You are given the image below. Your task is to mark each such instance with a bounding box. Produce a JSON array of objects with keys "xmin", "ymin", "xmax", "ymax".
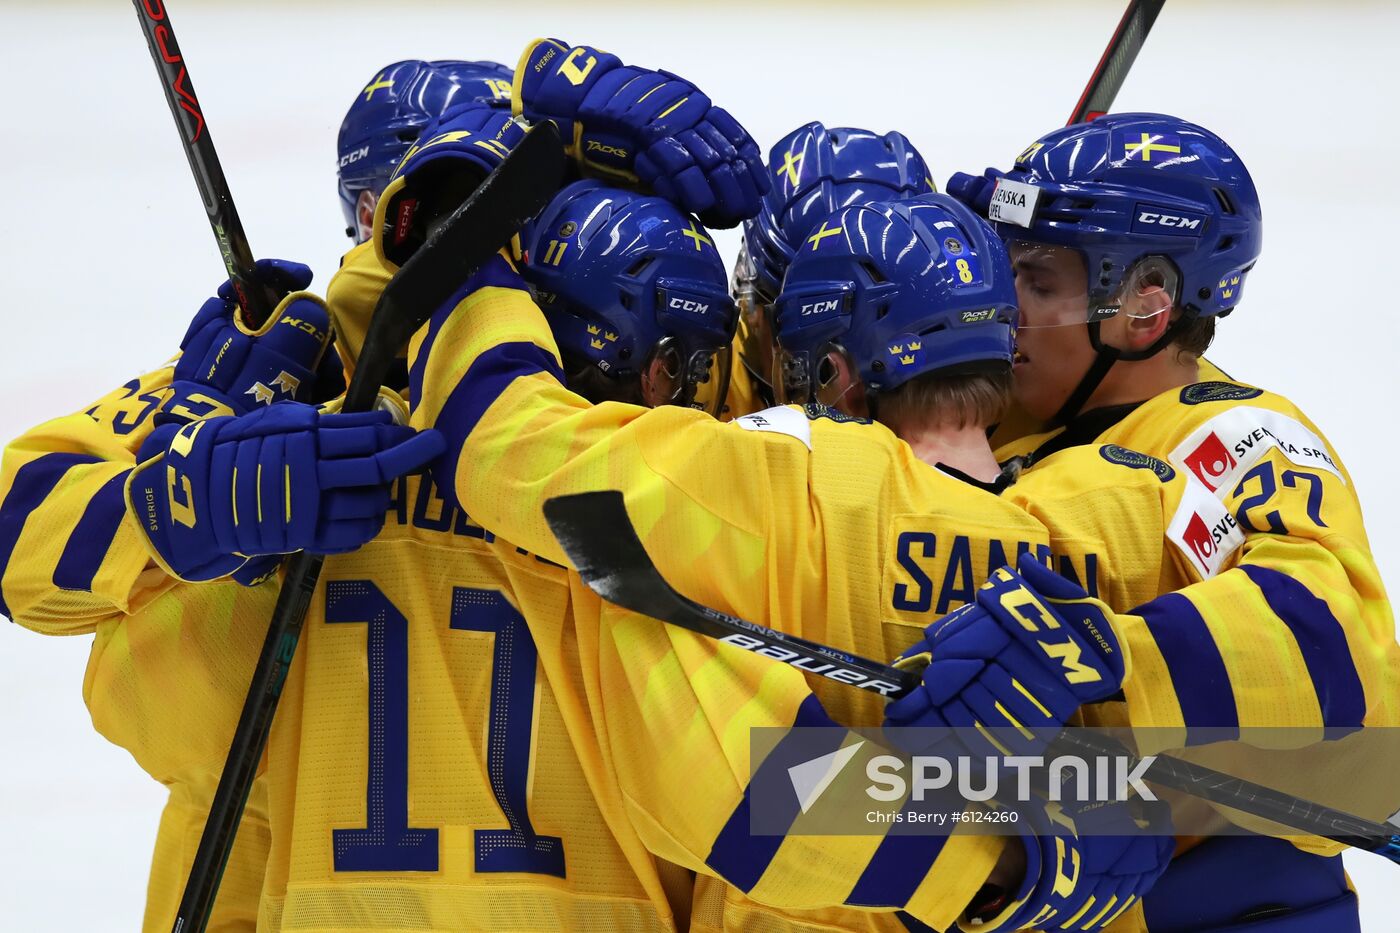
[
  {"xmin": 515, "ymin": 38, "xmax": 768, "ymax": 228},
  {"xmin": 126, "ymin": 403, "xmax": 444, "ymax": 582},
  {"xmin": 884, "ymin": 553, "xmax": 1127, "ymax": 760},
  {"xmin": 968, "ymin": 795, "xmax": 1174, "ymax": 931},
  {"xmin": 377, "ymin": 102, "xmax": 527, "ymax": 267},
  {"xmin": 160, "ymin": 259, "xmax": 340, "ymax": 427}
]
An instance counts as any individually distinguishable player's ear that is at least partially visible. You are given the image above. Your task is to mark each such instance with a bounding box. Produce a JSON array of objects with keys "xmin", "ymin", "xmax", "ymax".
[
  {"xmin": 1123, "ymin": 284, "xmax": 1174, "ymax": 350},
  {"xmin": 640, "ymin": 354, "xmax": 672, "ymax": 408},
  {"xmin": 818, "ymin": 348, "xmax": 869, "ymax": 418}
]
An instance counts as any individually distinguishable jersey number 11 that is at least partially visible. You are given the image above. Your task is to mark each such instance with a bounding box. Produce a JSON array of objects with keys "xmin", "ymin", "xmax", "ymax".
[{"xmin": 326, "ymin": 579, "xmax": 566, "ymax": 876}]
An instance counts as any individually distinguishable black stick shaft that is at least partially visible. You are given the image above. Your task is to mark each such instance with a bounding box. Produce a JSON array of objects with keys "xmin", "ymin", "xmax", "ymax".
[
  {"xmin": 171, "ymin": 555, "xmax": 322, "ymax": 932},
  {"xmin": 130, "ymin": 0, "xmax": 275, "ymax": 326},
  {"xmin": 759, "ymin": 621, "xmax": 1400, "ymax": 857},
  {"xmin": 1068, "ymin": 0, "xmax": 1167, "ymax": 125},
  {"xmin": 713, "ymin": 608, "xmax": 1400, "ymax": 855}
]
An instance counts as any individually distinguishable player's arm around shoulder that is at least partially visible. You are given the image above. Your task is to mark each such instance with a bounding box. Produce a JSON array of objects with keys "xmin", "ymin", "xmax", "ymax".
[
  {"xmin": 406, "ymin": 260, "xmax": 843, "ymax": 617},
  {"xmin": 589, "ymin": 594, "xmax": 1007, "ymax": 931},
  {"xmin": 0, "ymin": 365, "xmax": 178, "ymax": 634},
  {"xmin": 3, "ymin": 259, "xmax": 340, "ymax": 632}
]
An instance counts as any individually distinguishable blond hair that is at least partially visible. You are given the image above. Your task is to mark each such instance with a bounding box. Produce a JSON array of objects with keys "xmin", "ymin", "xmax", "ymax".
[{"xmin": 877, "ymin": 368, "xmax": 1012, "ymax": 433}]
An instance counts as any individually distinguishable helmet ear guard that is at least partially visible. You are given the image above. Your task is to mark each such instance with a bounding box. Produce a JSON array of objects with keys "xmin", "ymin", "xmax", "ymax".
[{"xmin": 1081, "ymin": 256, "xmax": 1190, "ymax": 373}]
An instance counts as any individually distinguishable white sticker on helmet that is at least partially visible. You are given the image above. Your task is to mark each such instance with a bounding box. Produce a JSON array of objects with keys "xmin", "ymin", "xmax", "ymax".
[{"xmin": 987, "ymin": 178, "xmax": 1041, "ymax": 228}]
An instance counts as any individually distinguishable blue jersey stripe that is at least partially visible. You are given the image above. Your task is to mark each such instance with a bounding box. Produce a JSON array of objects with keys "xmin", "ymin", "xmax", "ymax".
[
  {"xmin": 1241, "ymin": 565, "xmax": 1366, "ymax": 731},
  {"xmin": 52, "ymin": 469, "xmax": 131, "ymax": 593},
  {"xmin": 0, "ymin": 453, "xmax": 102, "ymax": 618},
  {"xmin": 1138, "ymin": 592, "xmax": 1240, "ymax": 741},
  {"xmin": 844, "ymin": 817, "xmax": 952, "ymax": 908},
  {"xmin": 704, "ymin": 694, "xmax": 841, "ymax": 893},
  {"xmin": 408, "ymin": 253, "xmax": 528, "ymax": 412},
  {"xmin": 432, "ymin": 341, "xmax": 565, "ymax": 500},
  {"xmin": 407, "ymin": 305, "xmax": 450, "ymax": 413}
]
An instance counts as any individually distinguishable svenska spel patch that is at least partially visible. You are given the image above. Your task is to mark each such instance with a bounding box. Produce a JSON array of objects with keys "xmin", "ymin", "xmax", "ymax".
[{"xmin": 987, "ymin": 178, "xmax": 1040, "ymax": 228}]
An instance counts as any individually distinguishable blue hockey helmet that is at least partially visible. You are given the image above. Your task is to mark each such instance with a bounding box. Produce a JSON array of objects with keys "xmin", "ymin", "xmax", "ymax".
[
  {"xmin": 522, "ymin": 180, "xmax": 738, "ymax": 415},
  {"xmin": 956, "ymin": 112, "xmax": 1262, "ymax": 322},
  {"xmin": 337, "ymin": 59, "xmax": 514, "ymax": 243},
  {"xmin": 772, "ymin": 193, "xmax": 1017, "ymax": 405},
  {"xmin": 735, "ymin": 122, "xmax": 934, "ymax": 400},
  {"xmin": 742, "ymin": 123, "xmax": 935, "ymax": 301}
]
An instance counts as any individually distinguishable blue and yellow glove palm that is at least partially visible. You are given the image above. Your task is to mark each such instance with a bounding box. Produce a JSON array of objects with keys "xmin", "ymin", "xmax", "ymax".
[
  {"xmin": 126, "ymin": 403, "xmax": 444, "ymax": 583},
  {"xmin": 514, "ymin": 37, "xmax": 768, "ymax": 228}
]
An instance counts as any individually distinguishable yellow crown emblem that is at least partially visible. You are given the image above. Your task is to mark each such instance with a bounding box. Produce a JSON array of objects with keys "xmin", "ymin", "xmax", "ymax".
[
  {"xmin": 888, "ymin": 344, "xmax": 903, "ymax": 355},
  {"xmin": 590, "ymin": 338, "xmax": 605, "ymax": 349},
  {"xmin": 907, "ymin": 340, "xmax": 922, "ymax": 351},
  {"xmin": 587, "ymin": 324, "xmax": 601, "ymax": 334},
  {"xmin": 900, "ymin": 354, "xmax": 916, "ymax": 365},
  {"xmin": 605, "ymin": 331, "xmax": 618, "ymax": 342}
]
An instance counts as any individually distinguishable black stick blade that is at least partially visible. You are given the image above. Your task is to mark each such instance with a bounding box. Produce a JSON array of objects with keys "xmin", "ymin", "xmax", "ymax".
[
  {"xmin": 543, "ymin": 491, "xmax": 688, "ymax": 622},
  {"xmin": 543, "ymin": 491, "xmax": 917, "ymax": 698}
]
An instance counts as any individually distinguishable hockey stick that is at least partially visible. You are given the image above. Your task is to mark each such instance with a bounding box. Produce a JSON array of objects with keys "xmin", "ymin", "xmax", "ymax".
[
  {"xmin": 1068, "ymin": 0, "xmax": 1167, "ymax": 124},
  {"xmin": 131, "ymin": 0, "xmax": 277, "ymax": 326},
  {"xmin": 171, "ymin": 122, "xmax": 566, "ymax": 933},
  {"xmin": 543, "ymin": 490, "xmax": 1400, "ymax": 864}
]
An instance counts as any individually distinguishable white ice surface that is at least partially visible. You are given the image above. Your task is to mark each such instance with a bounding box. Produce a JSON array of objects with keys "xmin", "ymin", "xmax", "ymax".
[{"xmin": 1, "ymin": 1, "xmax": 1398, "ymax": 929}]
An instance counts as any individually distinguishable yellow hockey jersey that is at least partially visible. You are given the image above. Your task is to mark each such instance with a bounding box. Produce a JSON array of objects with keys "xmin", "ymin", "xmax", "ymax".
[
  {"xmin": 0, "ymin": 364, "xmax": 274, "ymax": 932},
  {"xmin": 0, "ymin": 368, "xmax": 703, "ymax": 930},
  {"xmin": 407, "ymin": 253, "xmax": 1251, "ymax": 933},
  {"xmin": 996, "ymin": 383, "xmax": 1400, "ymax": 747}
]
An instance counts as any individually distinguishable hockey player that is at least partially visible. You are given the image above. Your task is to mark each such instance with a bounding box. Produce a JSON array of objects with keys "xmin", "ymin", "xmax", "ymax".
[
  {"xmin": 15, "ymin": 59, "xmax": 519, "ymax": 932},
  {"xmin": 0, "ymin": 257, "xmax": 418, "ymax": 931},
  {"xmin": 941, "ymin": 113, "xmax": 1400, "ymax": 930},
  {"xmin": 0, "ymin": 41, "xmax": 775, "ymax": 931},
  {"xmin": 337, "ymin": 58, "xmax": 514, "ymax": 244},
  {"xmin": 726, "ymin": 121, "xmax": 933, "ymax": 415},
  {"xmin": 403, "ymin": 188, "xmax": 1207, "ymax": 931}
]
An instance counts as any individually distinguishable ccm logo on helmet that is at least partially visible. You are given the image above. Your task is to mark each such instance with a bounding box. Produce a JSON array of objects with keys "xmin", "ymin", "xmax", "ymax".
[
  {"xmin": 1136, "ymin": 210, "xmax": 1204, "ymax": 231},
  {"xmin": 339, "ymin": 146, "xmax": 370, "ymax": 169},
  {"xmin": 669, "ymin": 297, "xmax": 710, "ymax": 315},
  {"xmin": 800, "ymin": 299, "xmax": 840, "ymax": 316}
]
